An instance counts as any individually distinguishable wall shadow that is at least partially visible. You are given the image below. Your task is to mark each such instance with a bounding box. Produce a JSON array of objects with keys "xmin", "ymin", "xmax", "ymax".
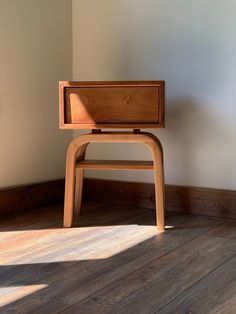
[{"xmin": 153, "ymin": 97, "xmax": 234, "ymax": 189}]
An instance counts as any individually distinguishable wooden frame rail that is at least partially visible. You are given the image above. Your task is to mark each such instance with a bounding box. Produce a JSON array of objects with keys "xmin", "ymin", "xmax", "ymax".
[
  {"xmin": 63, "ymin": 132, "xmax": 165, "ymax": 232},
  {"xmin": 60, "ymin": 81, "xmax": 166, "ymax": 231}
]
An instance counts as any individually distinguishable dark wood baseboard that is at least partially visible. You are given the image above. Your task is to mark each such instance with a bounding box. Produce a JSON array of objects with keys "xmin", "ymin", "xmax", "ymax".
[
  {"xmin": 1, "ymin": 178, "xmax": 235, "ymax": 220},
  {"xmin": 0, "ymin": 179, "xmax": 65, "ymax": 216},
  {"xmin": 83, "ymin": 178, "xmax": 236, "ymax": 220}
]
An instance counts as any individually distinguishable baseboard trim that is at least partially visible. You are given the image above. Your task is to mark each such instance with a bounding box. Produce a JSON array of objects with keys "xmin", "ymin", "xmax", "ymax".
[
  {"xmin": 0, "ymin": 179, "xmax": 65, "ymax": 216},
  {"xmin": 83, "ymin": 178, "xmax": 236, "ymax": 220},
  {"xmin": 1, "ymin": 178, "xmax": 235, "ymax": 220}
]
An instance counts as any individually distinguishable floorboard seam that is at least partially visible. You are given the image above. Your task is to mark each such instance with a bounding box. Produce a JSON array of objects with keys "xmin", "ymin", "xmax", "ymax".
[
  {"xmin": 57, "ymin": 221, "xmax": 225, "ymax": 314},
  {"xmin": 1, "ymin": 211, "xmax": 147, "ymax": 265},
  {"xmin": 155, "ymin": 251, "xmax": 236, "ymax": 313}
]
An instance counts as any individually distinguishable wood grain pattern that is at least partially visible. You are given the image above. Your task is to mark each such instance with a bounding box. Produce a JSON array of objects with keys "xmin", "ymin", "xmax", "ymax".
[
  {"xmin": 1, "ymin": 201, "xmax": 231, "ymax": 313},
  {"xmin": 166, "ymin": 184, "xmax": 236, "ymax": 219},
  {"xmin": 76, "ymin": 160, "xmax": 154, "ymax": 170},
  {"xmin": 74, "ymin": 169, "xmax": 84, "ymax": 215},
  {"xmin": 60, "ymin": 81, "xmax": 165, "ymax": 230},
  {"xmin": 1, "ymin": 178, "xmax": 236, "ymax": 220},
  {"xmin": 83, "ymin": 178, "xmax": 236, "ymax": 220},
  {"xmin": 59, "ymin": 81, "xmax": 165, "ymax": 129},
  {"xmin": 159, "ymin": 253, "xmax": 236, "ymax": 314},
  {"xmin": 63, "ymin": 221, "xmax": 236, "ymax": 314},
  {"xmin": 63, "ymin": 132, "xmax": 165, "ymax": 232},
  {"xmin": 0, "ymin": 179, "xmax": 64, "ymax": 216},
  {"xmin": 66, "ymin": 86, "xmax": 159, "ymax": 124}
]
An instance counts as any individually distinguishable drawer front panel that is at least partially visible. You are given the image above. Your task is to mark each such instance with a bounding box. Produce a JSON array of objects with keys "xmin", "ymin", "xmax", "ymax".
[{"xmin": 60, "ymin": 81, "xmax": 165, "ymax": 129}]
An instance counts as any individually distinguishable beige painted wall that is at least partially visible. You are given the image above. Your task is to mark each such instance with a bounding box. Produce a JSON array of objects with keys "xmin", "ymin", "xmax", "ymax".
[
  {"xmin": 0, "ymin": 0, "xmax": 72, "ymax": 187},
  {"xmin": 73, "ymin": 0, "xmax": 236, "ymax": 190}
]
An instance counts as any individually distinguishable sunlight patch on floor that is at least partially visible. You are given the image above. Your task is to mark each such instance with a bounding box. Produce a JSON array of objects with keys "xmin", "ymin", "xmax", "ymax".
[
  {"xmin": 0, "ymin": 284, "xmax": 48, "ymax": 307},
  {"xmin": 1, "ymin": 224, "xmax": 174, "ymax": 265},
  {"xmin": 165, "ymin": 225, "xmax": 174, "ymax": 229}
]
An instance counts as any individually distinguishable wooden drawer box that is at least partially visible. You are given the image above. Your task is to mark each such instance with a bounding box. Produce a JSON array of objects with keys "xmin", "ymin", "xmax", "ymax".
[{"xmin": 59, "ymin": 81, "xmax": 165, "ymax": 129}]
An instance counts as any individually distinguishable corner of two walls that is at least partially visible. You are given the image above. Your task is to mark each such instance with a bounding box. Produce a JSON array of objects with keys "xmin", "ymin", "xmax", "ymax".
[
  {"xmin": 0, "ymin": 0, "xmax": 73, "ymax": 188},
  {"xmin": 72, "ymin": 0, "xmax": 236, "ymax": 190},
  {"xmin": 2, "ymin": 1, "xmax": 234, "ymax": 190}
]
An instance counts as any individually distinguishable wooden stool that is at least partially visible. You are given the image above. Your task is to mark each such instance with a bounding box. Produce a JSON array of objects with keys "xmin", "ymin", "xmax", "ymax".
[{"xmin": 59, "ymin": 81, "xmax": 165, "ymax": 231}]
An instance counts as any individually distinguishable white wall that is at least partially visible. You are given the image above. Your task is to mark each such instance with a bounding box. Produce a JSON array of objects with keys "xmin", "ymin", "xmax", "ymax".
[
  {"xmin": 0, "ymin": 0, "xmax": 72, "ymax": 187},
  {"xmin": 73, "ymin": 0, "xmax": 236, "ymax": 190}
]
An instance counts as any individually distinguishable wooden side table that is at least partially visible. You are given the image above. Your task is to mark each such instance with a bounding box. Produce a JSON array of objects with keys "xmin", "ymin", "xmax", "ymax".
[{"xmin": 59, "ymin": 81, "xmax": 165, "ymax": 231}]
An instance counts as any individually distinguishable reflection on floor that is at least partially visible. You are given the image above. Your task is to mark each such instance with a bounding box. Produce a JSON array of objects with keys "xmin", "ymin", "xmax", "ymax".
[{"xmin": 0, "ymin": 201, "xmax": 236, "ymax": 313}]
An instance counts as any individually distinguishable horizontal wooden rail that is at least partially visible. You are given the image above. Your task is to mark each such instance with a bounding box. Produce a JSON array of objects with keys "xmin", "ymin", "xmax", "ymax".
[{"xmin": 76, "ymin": 160, "xmax": 154, "ymax": 170}]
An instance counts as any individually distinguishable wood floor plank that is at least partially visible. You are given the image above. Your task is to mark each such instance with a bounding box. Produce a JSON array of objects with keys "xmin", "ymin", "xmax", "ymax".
[
  {"xmin": 0, "ymin": 216, "xmax": 62, "ymax": 252},
  {"xmin": 0, "ymin": 208, "xmax": 158, "ymax": 283},
  {"xmin": 0, "ymin": 214, "xmax": 221, "ymax": 313},
  {"xmin": 158, "ymin": 253, "xmax": 236, "ymax": 314},
  {"xmin": 0, "ymin": 205, "xmax": 153, "ymax": 291},
  {"xmin": 1, "ymin": 201, "xmax": 235, "ymax": 314},
  {"xmin": 0, "ymin": 220, "xmax": 156, "ymax": 309},
  {"xmin": 0, "ymin": 204, "xmax": 144, "ymax": 264},
  {"xmin": 0, "ymin": 204, "xmax": 62, "ymax": 232},
  {"xmin": 61, "ymin": 222, "xmax": 236, "ymax": 314}
]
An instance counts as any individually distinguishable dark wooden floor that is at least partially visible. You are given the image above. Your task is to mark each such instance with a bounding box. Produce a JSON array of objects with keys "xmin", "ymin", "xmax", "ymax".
[{"xmin": 0, "ymin": 202, "xmax": 236, "ymax": 314}]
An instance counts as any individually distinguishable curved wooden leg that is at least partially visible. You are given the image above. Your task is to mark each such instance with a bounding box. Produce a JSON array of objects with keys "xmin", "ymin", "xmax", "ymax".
[
  {"xmin": 154, "ymin": 157, "xmax": 165, "ymax": 232},
  {"xmin": 74, "ymin": 168, "xmax": 84, "ymax": 216},
  {"xmin": 64, "ymin": 144, "xmax": 76, "ymax": 228},
  {"xmin": 64, "ymin": 141, "xmax": 88, "ymax": 228},
  {"xmin": 64, "ymin": 132, "xmax": 165, "ymax": 231},
  {"xmin": 147, "ymin": 137, "xmax": 165, "ymax": 232},
  {"xmin": 74, "ymin": 142, "xmax": 88, "ymax": 217}
]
